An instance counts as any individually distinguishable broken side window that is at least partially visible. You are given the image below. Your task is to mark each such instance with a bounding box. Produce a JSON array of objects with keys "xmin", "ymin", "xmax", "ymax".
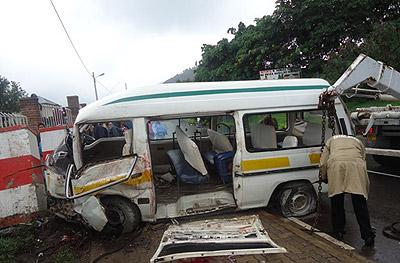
[{"xmin": 80, "ymin": 120, "xmax": 133, "ymax": 165}]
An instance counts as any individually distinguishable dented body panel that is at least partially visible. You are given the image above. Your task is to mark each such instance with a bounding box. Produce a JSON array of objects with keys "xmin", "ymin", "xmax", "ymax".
[
  {"xmin": 155, "ymin": 190, "xmax": 236, "ymax": 219},
  {"xmin": 74, "ymin": 196, "xmax": 107, "ymax": 231},
  {"xmin": 150, "ymin": 215, "xmax": 286, "ymax": 262}
]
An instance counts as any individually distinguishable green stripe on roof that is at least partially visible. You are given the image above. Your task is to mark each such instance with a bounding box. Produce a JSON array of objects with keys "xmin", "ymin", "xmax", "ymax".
[{"xmin": 104, "ymin": 85, "xmax": 328, "ymax": 106}]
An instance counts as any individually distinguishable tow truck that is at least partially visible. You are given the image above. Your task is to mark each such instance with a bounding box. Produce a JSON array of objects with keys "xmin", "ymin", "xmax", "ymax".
[{"xmin": 333, "ymin": 54, "xmax": 400, "ymax": 165}]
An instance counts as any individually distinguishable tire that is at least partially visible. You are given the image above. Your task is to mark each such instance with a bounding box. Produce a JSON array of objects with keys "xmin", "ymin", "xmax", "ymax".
[
  {"xmin": 278, "ymin": 183, "xmax": 317, "ymax": 217},
  {"xmin": 101, "ymin": 196, "xmax": 141, "ymax": 235}
]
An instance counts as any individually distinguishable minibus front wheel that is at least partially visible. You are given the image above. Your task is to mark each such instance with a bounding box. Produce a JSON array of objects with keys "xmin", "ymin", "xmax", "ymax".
[
  {"xmin": 101, "ymin": 195, "xmax": 141, "ymax": 235},
  {"xmin": 278, "ymin": 182, "xmax": 317, "ymax": 217}
]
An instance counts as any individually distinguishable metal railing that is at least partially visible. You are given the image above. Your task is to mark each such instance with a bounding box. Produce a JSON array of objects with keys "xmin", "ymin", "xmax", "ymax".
[
  {"xmin": 0, "ymin": 112, "xmax": 28, "ymax": 128},
  {"xmin": 40, "ymin": 104, "xmax": 73, "ymax": 128}
]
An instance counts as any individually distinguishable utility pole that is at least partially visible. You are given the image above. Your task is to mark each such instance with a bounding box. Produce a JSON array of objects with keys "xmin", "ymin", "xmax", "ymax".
[
  {"xmin": 92, "ymin": 72, "xmax": 105, "ymax": 101},
  {"xmin": 92, "ymin": 72, "xmax": 98, "ymax": 101}
]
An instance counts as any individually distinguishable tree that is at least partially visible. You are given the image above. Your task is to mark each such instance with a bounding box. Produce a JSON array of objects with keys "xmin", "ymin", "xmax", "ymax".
[
  {"xmin": 0, "ymin": 76, "xmax": 28, "ymax": 113},
  {"xmin": 195, "ymin": 0, "xmax": 400, "ymax": 82},
  {"xmin": 195, "ymin": 18, "xmax": 277, "ymax": 81},
  {"xmin": 272, "ymin": 0, "xmax": 399, "ymax": 77},
  {"xmin": 320, "ymin": 17, "xmax": 400, "ymax": 84},
  {"xmin": 195, "ymin": 39, "xmax": 238, "ymax": 81}
]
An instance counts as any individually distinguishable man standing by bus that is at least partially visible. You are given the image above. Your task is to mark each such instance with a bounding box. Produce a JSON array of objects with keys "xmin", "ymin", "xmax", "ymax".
[
  {"xmin": 320, "ymin": 135, "xmax": 375, "ymax": 246},
  {"xmin": 152, "ymin": 121, "xmax": 167, "ymax": 139}
]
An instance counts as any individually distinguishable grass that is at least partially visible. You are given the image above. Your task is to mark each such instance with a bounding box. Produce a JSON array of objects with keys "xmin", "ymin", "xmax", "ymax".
[
  {"xmin": 0, "ymin": 225, "xmax": 35, "ymax": 263},
  {"xmin": 0, "ymin": 238, "xmax": 24, "ymax": 263},
  {"xmin": 52, "ymin": 247, "xmax": 76, "ymax": 263},
  {"xmin": 0, "ymin": 223, "xmax": 78, "ymax": 263}
]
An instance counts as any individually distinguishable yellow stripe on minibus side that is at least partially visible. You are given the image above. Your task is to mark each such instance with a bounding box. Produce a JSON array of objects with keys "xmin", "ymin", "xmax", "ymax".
[
  {"xmin": 309, "ymin": 153, "xmax": 321, "ymax": 164},
  {"xmin": 242, "ymin": 157, "xmax": 290, "ymax": 172},
  {"xmin": 73, "ymin": 169, "xmax": 152, "ymax": 195}
]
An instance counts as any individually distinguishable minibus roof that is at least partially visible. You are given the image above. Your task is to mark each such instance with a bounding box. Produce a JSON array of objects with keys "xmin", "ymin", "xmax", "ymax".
[{"xmin": 75, "ymin": 79, "xmax": 330, "ymax": 124}]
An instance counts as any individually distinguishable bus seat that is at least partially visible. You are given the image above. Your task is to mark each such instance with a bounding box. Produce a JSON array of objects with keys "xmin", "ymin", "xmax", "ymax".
[
  {"xmin": 166, "ymin": 149, "xmax": 208, "ymax": 184},
  {"xmin": 213, "ymin": 151, "xmax": 233, "ymax": 184},
  {"xmin": 282, "ymin": 135, "xmax": 298, "ymax": 148},
  {"xmin": 166, "ymin": 126, "xmax": 209, "ymax": 184},
  {"xmin": 250, "ymin": 123, "xmax": 277, "ymax": 149},
  {"xmin": 176, "ymin": 126, "xmax": 208, "ymax": 176},
  {"xmin": 207, "ymin": 129, "xmax": 233, "ymax": 153},
  {"xmin": 292, "ymin": 120, "xmax": 307, "ymax": 137},
  {"xmin": 122, "ymin": 129, "xmax": 133, "ymax": 156},
  {"xmin": 303, "ymin": 122, "xmax": 323, "ymax": 145},
  {"xmin": 202, "ymin": 129, "xmax": 233, "ymax": 183},
  {"xmin": 202, "ymin": 150, "xmax": 218, "ymax": 174},
  {"xmin": 202, "ymin": 129, "xmax": 232, "ymax": 168}
]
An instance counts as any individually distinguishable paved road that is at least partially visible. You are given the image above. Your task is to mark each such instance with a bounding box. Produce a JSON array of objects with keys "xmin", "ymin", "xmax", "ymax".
[
  {"xmin": 90, "ymin": 209, "xmax": 368, "ymax": 263},
  {"xmin": 301, "ymin": 155, "xmax": 400, "ymax": 263}
]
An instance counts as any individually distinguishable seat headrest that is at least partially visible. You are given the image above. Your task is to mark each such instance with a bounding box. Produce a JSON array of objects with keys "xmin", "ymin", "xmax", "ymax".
[
  {"xmin": 282, "ymin": 135, "xmax": 298, "ymax": 148},
  {"xmin": 303, "ymin": 122, "xmax": 326, "ymax": 145},
  {"xmin": 207, "ymin": 129, "xmax": 233, "ymax": 153},
  {"xmin": 250, "ymin": 123, "xmax": 277, "ymax": 149},
  {"xmin": 176, "ymin": 126, "xmax": 208, "ymax": 175}
]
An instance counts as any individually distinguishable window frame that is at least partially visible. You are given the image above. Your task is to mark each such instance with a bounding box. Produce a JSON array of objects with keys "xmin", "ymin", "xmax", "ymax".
[
  {"xmin": 147, "ymin": 114, "xmax": 236, "ymax": 141},
  {"xmin": 242, "ymin": 109, "xmax": 340, "ymax": 153}
]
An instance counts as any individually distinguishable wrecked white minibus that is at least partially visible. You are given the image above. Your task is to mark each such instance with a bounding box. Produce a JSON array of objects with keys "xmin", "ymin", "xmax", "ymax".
[{"xmin": 45, "ymin": 79, "xmax": 353, "ymax": 234}]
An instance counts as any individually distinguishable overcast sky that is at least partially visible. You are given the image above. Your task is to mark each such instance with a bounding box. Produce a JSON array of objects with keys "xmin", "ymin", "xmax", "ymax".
[{"xmin": 0, "ymin": 0, "xmax": 275, "ymax": 106}]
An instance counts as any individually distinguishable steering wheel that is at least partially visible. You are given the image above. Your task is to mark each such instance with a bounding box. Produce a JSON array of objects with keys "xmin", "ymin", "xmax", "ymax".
[{"xmin": 216, "ymin": 122, "xmax": 232, "ymax": 136}]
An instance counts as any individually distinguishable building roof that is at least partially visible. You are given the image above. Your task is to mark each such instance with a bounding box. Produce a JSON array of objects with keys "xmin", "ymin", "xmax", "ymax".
[{"xmin": 37, "ymin": 95, "xmax": 60, "ymax": 106}]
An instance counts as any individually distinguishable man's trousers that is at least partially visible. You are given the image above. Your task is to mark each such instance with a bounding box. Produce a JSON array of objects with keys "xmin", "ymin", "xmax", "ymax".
[{"xmin": 331, "ymin": 193, "xmax": 375, "ymax": 240}]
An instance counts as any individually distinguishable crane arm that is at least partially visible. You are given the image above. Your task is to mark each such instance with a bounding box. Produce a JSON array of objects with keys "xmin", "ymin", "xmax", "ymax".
[{"xmin": 333, "ymin": 54, "xmax": 400, "ymax": 100}]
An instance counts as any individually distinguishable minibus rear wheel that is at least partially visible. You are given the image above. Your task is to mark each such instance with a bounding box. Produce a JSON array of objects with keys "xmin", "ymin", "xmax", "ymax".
[
  {"xmin": 101, "ymin": 196, "xmax": 141, "ymax": 235},
  {"xmin": 278, "ymin": 182, "xmax": 317, "ymax": 217}
]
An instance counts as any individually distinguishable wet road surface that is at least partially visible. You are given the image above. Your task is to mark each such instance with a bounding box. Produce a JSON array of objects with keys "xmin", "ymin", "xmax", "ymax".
[{"xmin": 301, "ymin": 155, "xmax": 400, "ymax": 262}]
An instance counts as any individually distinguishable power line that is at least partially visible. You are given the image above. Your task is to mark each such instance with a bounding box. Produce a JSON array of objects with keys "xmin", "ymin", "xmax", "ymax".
[
  {"xmin": 107, "ymin": 81, "xmax": 122, "ymax": 94},
  {"xmin": 49, "ymin": 0, "xmax": 91, "ymax": 76},
  {"xmin": 96, "ymin": 80, "xmax": 112, "ymax": 94},
  {"xmin": 49, "ymin": 0, "xmax": 113, "ymax": 98}
]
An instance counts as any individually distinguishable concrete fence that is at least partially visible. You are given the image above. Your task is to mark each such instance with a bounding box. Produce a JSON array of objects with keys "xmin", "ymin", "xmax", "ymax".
[
  {"xmin": 0, "ymin": 112, "xmax": 28, "ymax": 128},
  {"xmin": 0, "ymin": 124, "xmax": 69, "ymax": 228},
  {"xmin": 0, "ymin": 95, "xmax": 80, "ymax": 228},
  {"xmin": 0, "ymin": 125, "xmax": 47, "ymax": 228}
]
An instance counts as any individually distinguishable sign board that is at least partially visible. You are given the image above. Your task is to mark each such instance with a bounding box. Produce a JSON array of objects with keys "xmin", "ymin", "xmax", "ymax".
[{"xmin": 260, "ymin": 68, "xmax": 301, "ymax": 80}]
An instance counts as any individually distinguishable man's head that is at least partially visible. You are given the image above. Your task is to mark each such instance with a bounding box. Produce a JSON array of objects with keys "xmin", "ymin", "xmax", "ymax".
[{"xmin": 263, "ymin": 114, "xmax": 272, "ymax": 124}]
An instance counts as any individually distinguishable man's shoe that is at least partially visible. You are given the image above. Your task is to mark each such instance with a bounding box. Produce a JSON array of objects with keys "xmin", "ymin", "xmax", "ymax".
[{"xmin": 365, "ymin": 237, "xmax": 375, "ymax": 247}]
